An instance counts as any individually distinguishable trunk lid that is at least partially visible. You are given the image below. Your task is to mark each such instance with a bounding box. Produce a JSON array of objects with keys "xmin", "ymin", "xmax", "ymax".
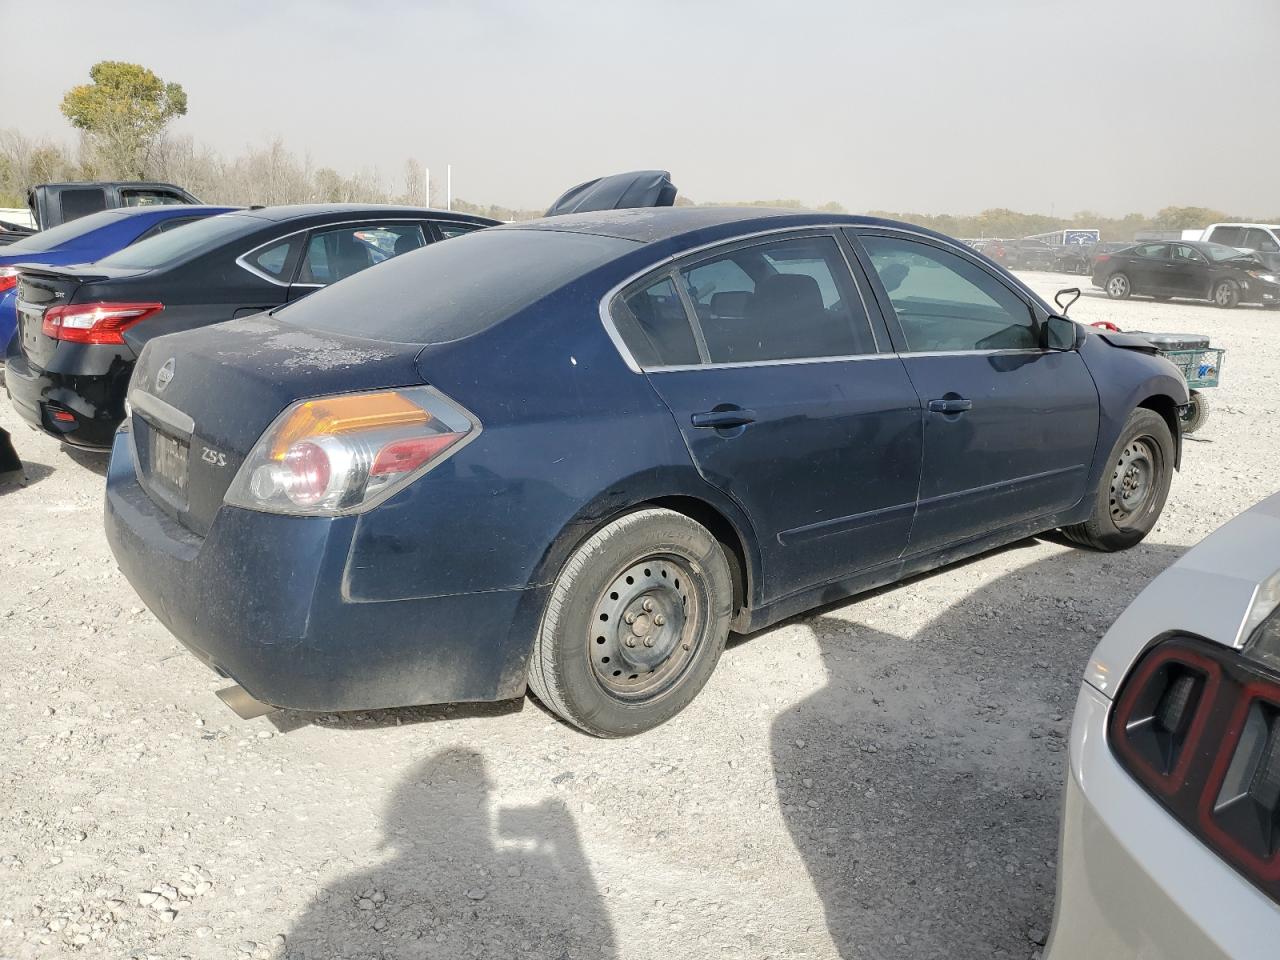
[
  {"xmin": 128, "ymin": 314, "xmax": 428, "ymax": 536},
  {"xmin": 15, "ymin": 265, "xmax": 150, "ymax": 370}
]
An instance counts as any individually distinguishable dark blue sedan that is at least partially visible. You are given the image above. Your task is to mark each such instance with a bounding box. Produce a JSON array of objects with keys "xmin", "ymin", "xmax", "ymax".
[
  {"xmin": 0, "ymin": 204, "xmax": 238, "ymax": 355},
  {"xmin": 103, "ymin": 207, "xmax": 1189, "ymax": 736}
]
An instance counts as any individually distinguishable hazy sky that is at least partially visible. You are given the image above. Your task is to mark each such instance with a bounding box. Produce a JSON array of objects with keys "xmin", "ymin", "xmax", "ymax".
[{"xmin": 2, "ymin": 0, "xmax": 1277, "ymax": 215}]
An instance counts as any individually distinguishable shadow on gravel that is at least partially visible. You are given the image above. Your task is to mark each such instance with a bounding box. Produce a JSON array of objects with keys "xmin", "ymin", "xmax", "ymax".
[
  {"xmin": 285, "ymin": 748, "xmax": 615, "ymax": 960},
  {"xmin": 268, "ymin": 699, "xmax": 526, "ymax": 734},
  {"xmin": 62, "ymin": 446, "xmax": 109, "ymax": 476},
  {"xmin": 0, "ymin": 460, "xmax": 55, "ymax": 491},
  {"xmin": 771, "ymin": 540, "xmax": 1185, "ymax": 960}
]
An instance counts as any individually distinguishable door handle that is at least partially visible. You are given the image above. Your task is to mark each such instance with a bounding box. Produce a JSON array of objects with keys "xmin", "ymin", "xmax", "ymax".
[
  {"xmin": 691, "ymin": 408, "xmax": 757, "ymax": 429},
  {"xmin": 928, "ymin": 398, "xmax": 972, "ymax": 414}
]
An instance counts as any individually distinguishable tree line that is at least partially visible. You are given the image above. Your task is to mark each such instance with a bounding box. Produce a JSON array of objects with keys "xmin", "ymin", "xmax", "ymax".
[{"xmin": 0, "ymin": 61, "xmax": 1273, "ymax": 239}]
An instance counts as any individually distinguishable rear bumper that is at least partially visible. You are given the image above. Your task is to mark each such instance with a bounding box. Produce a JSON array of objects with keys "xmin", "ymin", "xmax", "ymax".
[
  {"xmin": 104, "ymin": 426, "xmax": 542, "ymax": 712},
  {"xmin": 1045, "ymin": 684, "xmax": 1280, "ymax": 960},
  {"xmin": 3, "ymin": 349, "xmax": 119, "ymax": 449}
]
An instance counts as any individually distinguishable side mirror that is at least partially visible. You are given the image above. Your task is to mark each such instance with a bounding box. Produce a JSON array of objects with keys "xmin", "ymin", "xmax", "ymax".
[
  {"xmin": 1054, "ymin": 287, "xmax": 1082, "ymax": 314},
  {"xmin": 1043, "ymin": 314, "xmax": 1078, "ymax": 351}
]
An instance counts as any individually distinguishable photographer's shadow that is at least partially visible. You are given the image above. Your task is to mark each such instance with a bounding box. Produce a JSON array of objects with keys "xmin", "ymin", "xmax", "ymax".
[
  {"xmin": 770, "ymin": 540, "xmax": 1185, "ymax": 959},
  {"xmin": 286, "ymin": 748, "xmax": 615, "ymax": 959}
]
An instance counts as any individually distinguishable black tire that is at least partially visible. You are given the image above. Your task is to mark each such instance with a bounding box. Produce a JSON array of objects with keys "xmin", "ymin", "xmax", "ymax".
[
  {"xmin": 1179, "ymin": 392, "xmax": 1210, "ymax": 435},
  {"xmin": 1062, "ymin": 408, "xmax": 1174, "ymax": 551},
  {"xmin": 527, "ymin": 508, "xmax": 734, "ymax": 737},
  {"xmin": 1212, "ymin": 279, "xmax": 1240, "ymax": 309},
  {"xmin": 1105, "ymin": 272, "xmax": 1132, "ymax": 300}
]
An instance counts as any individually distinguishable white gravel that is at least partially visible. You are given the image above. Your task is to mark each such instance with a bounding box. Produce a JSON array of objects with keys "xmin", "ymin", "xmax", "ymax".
[{"xmin": 1, "ymin": 272, "xmax": 1277, "ymax": 959}]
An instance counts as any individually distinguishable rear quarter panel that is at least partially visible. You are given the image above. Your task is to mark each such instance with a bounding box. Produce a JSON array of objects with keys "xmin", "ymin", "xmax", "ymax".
[{"xmin": 342, "ymin": 266, "xmax": 761, "ymax": 605}]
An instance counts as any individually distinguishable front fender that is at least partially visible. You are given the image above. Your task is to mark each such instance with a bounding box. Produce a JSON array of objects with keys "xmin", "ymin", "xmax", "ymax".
[{"xmin": 1078, "ymin": 333, "xmax": 1189, "ymax": 499}]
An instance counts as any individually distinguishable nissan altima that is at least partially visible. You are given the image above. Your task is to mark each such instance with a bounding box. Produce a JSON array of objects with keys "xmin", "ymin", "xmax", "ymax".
[{"xmin": 104, "ymin": 207, "xmax": 1189, "ymax": 736}]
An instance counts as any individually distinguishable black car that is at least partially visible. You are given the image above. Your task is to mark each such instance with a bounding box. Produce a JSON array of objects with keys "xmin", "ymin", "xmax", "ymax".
[
  {"xmin": 1092, "ymin": 240, "xmax": 1280, "ymax": 309},
  {"xmin": 5, "ymin": 205, "xmax": 497, "ymax": 448}
]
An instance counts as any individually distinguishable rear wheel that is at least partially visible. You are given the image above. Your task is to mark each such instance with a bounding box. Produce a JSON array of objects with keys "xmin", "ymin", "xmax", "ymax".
[
  {"xmin": 527, "ymin": 508, "xmax": 734, "ymax": 737},
  {"xmin": 1062, "ymin": 408, "xmax": 1174, "ymax": 551},
  {"xmin": 1105, "ymin": 273, "xmax": 1131, "ymax": 300},
  {"xmin": 1179, "ymin": 391, "xmax": 1210, "ymax": 434},
  {"xmin": 1212, "ymin": 279, "xmax": 1239, "ymax": 309}
]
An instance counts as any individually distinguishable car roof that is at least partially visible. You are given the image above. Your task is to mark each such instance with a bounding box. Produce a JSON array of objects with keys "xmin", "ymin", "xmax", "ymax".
[
  {"xmin": 235, "ymin": 203, "xmax": 498, "ymax": 225},
  {"xmin": 98, "ymin": 204, "xmax": 239, "ymax": 220},
  {"xmin": 504, "ymin": 205, "xmax": 935, "ymax": 246}
]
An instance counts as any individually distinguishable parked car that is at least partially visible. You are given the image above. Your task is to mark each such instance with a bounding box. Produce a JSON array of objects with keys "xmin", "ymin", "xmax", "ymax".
[
  {"xmin": 1092, "ymin": 240, "xmax": 1280, "ymax": 308},
  {"xmin": 27, "ymin": 181, "xmax": 200, "ymax": 230},
  {"xmin": 0, "ymin": 205, "xmax": 238, "ymax": 364},
  {"xmin": 5, "ymin": 204, "xmax": 496, "ymax": 449},
  {"xmin": 1201, "ymin": 222, "xmax": 1280, "ymax": 273},
  {"xmin": 1002, "ymin": 238, "xmax": 1059, "ymax": 271},
  {"xmin": 103, "ymin": 206, "xmax": 1188, "ymax": 737},
  {"xmin": 1045, "ymin": 491, "xmax": 1280, "ymax": 959}
]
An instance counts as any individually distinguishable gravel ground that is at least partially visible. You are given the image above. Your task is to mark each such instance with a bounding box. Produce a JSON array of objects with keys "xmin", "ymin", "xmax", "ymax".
[{"xmin": 2, "ymin": 272, "xmax": 1277, "ymax": 960}]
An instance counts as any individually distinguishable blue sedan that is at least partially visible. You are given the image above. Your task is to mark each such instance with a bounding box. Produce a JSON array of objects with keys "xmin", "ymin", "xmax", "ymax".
[
  {"xmin": 103, "ymin": 207, "xmax": 1189, "ymax": 736},
  {"xmin": 0, "ymin": 204, "xmax": 238, "ymax": 354}
]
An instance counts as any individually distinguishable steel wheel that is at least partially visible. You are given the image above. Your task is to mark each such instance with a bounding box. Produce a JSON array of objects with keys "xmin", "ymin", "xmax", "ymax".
[
  {"xmin": 1213, "ymin": 280, "xmax": 1238, "ymax": 308},
  {"xmin": 1109, "ymin": 437, "xmax": 1159, "ymax": 528},
  {"xmin": 590, "ymin": 555, "xmax": 704, "ymax": 701},
  {"xmin": 1106, "ymin": 274, "xmax": 1130, "ymax": 299}
]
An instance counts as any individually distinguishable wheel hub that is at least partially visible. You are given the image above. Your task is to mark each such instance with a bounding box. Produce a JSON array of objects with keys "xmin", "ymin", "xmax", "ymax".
[
  {"xmin": 591, "ymin": 556, "xmax": 699, "ymax": 698},
  {"xmin": 1110, "ymin": 439, "xmax": 1156, "ymax": 525}
]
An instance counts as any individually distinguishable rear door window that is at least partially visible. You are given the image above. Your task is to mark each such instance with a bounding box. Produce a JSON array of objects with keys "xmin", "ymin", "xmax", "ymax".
[
  {"xmin": 1133, "ymin": 243, "xmax": 1170, "ymax": 259},
  {"xmin": 297, "ymin": 223, "xmax": 427, "ymax": 285},
  {"xmin": 59, "ymin": 188, "xmax": 107, "ymax": 222},
  {"xmin": 677, "ymin": 235, "xmax": 877, "ymax": 364},
  {"xmin": 1172, "ymin": 244, "xmax": 1205, "ymax": 263},
  {"xmin": 858, "ymin": 234, "xmax": 1037, "ymax": 352}
]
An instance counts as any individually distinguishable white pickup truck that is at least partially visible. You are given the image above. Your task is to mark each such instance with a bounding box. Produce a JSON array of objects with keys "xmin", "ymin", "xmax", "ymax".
[{"xmin": 1197, "ymin": 222, "xmax": 1280, "ymax": 271}]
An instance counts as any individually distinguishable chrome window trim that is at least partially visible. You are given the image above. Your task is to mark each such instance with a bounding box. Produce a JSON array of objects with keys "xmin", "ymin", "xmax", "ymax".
[
  {"xmin": 599, "ymin": 223, "xmax": 887, "ymax": 374},
  {"xmin": 646, "ymin": 353, "xmax": 894, "ymax": 374},
  {"xmin": 235, "ymin": 218, "xmax": 436, "ymax": 287}
]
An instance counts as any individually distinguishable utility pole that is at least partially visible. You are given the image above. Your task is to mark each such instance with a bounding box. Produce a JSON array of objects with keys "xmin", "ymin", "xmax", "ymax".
[{"xmin": 446, "ymin": 165, "xmax": 452, "ymax": 211}]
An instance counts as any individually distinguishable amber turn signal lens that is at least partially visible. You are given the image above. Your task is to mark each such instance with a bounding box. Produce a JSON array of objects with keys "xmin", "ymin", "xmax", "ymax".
[{"xmin": 268, "ymin": 391, "xmax": 430, "ymax": 459}]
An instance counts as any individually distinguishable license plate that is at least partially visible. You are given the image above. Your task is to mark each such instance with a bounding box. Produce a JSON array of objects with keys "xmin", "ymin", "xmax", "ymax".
[{"xmin": 151, "ymin": 430, "xmax": 190, "ymax": 494}]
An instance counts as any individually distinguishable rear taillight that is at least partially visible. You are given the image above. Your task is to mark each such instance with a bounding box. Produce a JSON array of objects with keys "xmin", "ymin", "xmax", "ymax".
[
  {"xmin": 41, "ymin": 301, "xmax": 164, "ymax": 344},
  {"xmin": 1094, "ymin": 254, "xmax": 1111, "ymax": 265},
  {"xmin": 1111, "ymin": 625, "xmax": 1280, "ymax": 904},
  {"xmin": 223, "ymin": 386, "xmax": 479, "ymax": 516},
  {"xmin": 0, "ymin": 267, "xmax": 18, "ymax": 293}
]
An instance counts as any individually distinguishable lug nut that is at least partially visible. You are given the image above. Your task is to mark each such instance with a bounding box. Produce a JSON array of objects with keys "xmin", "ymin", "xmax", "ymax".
[
  {"xmin": 642, "ymin": 598, "xmax": 654, "ymax": 612},
  {"xmin": 654, "ymin": 614, "xmax": 666, "ymax": 626},
  {"xmin": 624, "ymin": 638, "xmax": 637, "ymax": 648},
  {"xmin": 643, "ymin": 637, "xmax": 655, "ymax": 648},
  {"xmin": 624, "ymin": 612, "xmax": 637, "ymax": 624}
]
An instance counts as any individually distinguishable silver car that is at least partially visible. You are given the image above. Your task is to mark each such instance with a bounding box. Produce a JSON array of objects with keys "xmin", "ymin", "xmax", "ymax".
[{"xmin": 1046, "ymin": 492, "xmax": 1280, "ymax": 958}]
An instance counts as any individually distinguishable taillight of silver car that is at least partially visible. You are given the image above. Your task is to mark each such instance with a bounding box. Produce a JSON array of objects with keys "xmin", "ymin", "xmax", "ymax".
[
  {"xmin": 1110, "ymin": 578, "xmax": 1280, "ymax": 905},
  {"xmin": 223, "ymin": 387, "xmax": 480, "ymax": 516}
]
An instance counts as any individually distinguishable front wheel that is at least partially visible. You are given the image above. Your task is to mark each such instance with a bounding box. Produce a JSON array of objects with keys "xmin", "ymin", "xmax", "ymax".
[
  {"xmin": 1062, "ymin": 408, "xmax": 1174, "ymax": 551},
  {"xmin": 527, "ymin": 508, "xmax": 734, "ymax": 737},
  {"xmin": 1105, "ymin": 273, "xmax": 1132, "ymax": 300},
  {"xmin": 1212, "ymin": 279, "xmax": 1240, "ymax": 309}
]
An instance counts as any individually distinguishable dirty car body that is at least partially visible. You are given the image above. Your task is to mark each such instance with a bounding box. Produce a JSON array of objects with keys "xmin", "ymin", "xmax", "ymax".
[
  {"xmin": 6, "ymin": 205, "xmax": 496, "ymax": 449},
  {"xmin": 1046, "ymin": 492, "xmax": 1280, "ymax": 959},
  {"xmin": 104, "ymin": 207, "xmax": 1189, "ymax": 725}
]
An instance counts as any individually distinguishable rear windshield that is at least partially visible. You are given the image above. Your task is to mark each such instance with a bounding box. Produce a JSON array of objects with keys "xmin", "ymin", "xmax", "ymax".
[
  {"xmin": 97, "ymin": 212, "xmax": 257, "ymax": 269},
  {"xmin": 277, "ymin": 228, "xmax": 636, "ymax": 344},
  {"xmin": 2, "ymin": 209, "xmax": 130, "ymax": 254}
]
